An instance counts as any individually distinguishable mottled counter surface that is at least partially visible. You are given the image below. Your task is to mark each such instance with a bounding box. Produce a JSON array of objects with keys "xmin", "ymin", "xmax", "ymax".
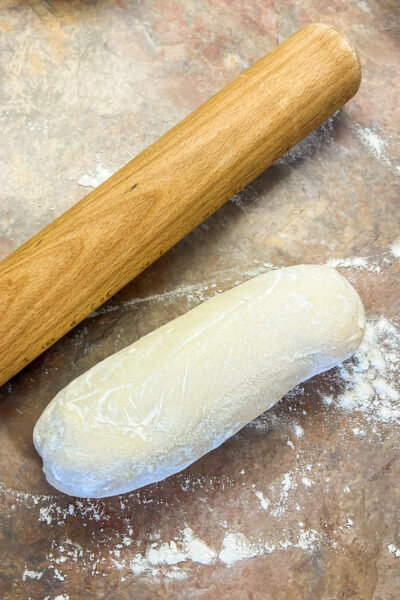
[{"xmin": 0, "ymin": 1, "xmax": 399, "ymax": 599}]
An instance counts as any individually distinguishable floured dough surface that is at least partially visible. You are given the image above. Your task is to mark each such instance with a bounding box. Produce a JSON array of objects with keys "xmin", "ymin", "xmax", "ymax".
[{"xmin": 33, "ymin": 265, "xmax": 365, "ymax": 498}]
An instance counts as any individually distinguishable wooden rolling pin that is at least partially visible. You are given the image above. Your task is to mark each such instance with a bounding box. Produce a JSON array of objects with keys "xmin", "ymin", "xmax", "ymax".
[{"xmin": 0, "ymin": 23, "xmax": 361, "ymax": 386}]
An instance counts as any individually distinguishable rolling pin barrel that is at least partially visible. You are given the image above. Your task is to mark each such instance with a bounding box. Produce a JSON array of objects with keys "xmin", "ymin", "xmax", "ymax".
[{"xmin": 0, "ymin": 23, "xmax": 361, "ymax": 386}]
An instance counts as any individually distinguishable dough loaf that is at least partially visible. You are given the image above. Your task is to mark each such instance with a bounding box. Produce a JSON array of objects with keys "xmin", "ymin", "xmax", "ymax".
[{"xmin": 33, "ymin": 265, "xmax": 365, "ymax": 498}]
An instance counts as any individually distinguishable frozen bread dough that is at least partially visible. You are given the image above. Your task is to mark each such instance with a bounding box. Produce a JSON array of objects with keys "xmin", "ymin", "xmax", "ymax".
[{"xmin": 33, "ymin": 264, "xmax": 365, "ymax": 498}]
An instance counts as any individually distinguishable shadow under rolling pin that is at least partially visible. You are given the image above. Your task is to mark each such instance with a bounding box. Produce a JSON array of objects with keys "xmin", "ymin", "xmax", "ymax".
[{"xmin": 0, "ymin": 23, "xmax": 361, "ymax": 386}]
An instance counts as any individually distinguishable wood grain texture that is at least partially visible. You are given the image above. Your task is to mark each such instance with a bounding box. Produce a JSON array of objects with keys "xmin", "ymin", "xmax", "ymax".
[{"xmin": 0, "ymin": 23, "xmax": 361, "ymax": 386}]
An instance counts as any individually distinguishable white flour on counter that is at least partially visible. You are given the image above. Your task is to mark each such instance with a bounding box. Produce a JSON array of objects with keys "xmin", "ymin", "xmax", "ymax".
[
  {"xmin": 326, "ymin": 256, "xmax": 381, "ymax": 273},
  {"xmin": 89, "ymin": 264, "xmax": 272, "ymax": 318},
  {"xmin": 353, "ymin": 123, "xmax": 400, "ymax": 176},
  {"xmin": 5, "ymin": 466, "xmax": 325, "ymax": 583},
  {"xmin": 322, "ymin": 316, "xmax": 400, "ymax": 424},
  {"xmin": 387, "ymin": 543, "xmax": 400, "ymax": 558},
  {"xmin": 77, "ymin": 160, "xmax": 113, "ymax": 188},
  {"xmin": 45, "ymin": 522, "xmax": 322, "ymax": 580},
  {"xmin": 389, "ymin": 238, "xmax": 400, "ymax": 259},
  {"xmin": 6, "ymin": 311, "xmax": 399, "ymax": 584},
  {"xmin": 254, "ymin": 490, "xmax": 270, "ymax": 511},
  {"xmin": 90, "ymin": 255, "xmax": 391, "ymax": 320},
  {"xmin": 22, "ymin": 567, "xmax": 43, "ymax": 581},
  {"xmin": 218, "ymin": 532, "xmax": 271, "ymax": 565},
  {"xmin": 355, "ymin": 125, "xmax": 386, "ymax": 160},
  {"xmin": 2, "ymin": 257, "xmax": 399, "ymax": 586},
  {"xmin": 130, "ymin": 527, "xmax": 216, "ymax": 576}
]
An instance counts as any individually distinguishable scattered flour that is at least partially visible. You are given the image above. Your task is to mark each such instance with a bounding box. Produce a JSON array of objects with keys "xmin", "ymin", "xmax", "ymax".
[
  {"xmin": 32, "ymin": 495, "xmax": 107, "ymax": 526},
  {"xmin": 182, "ymin": 528, "xmax": 216, "ymax": 565},
  {"xmin": 322, "ymin": 316, "xmax": 400, "ymax": 423},
  {"xmin": 130, "ymin": 527, "xmax": 215, "ymax": 577},
  {"xmin": 218, "ymin": 527, "xmax": 319, "ymax": 566},
  {"xmin": 353, "ymin": 123, "xmax": 400, "ymax": 176},
  {"xmin": 327, "ymin": 256, "xmax": 381, "ymax": 273},
  {"xmin": 89, "ymin": 266, "xmax": 272, "ymax": 318},
  {"xmin": 5, "ymin": 273, "xmax": 399, "ymax": 585},
  {"xmin": 302, "ymin": 477, "xmax": 313, "ymax": 488},
  {"xmin": 294, "ymin": 424, "xmax": 304, "ymax": 438},
  {"xmin": 387, "ymin": 543, "xmax": 400, "ymax": 558},
  {"xmin": 358, "ymin": 0, "xmax": 370, "ymax": 13},
  {"xmin": 279, "ymin": 529, "xmax": 321, "ymax": 553},
  {"xmin": 352, "ymin": 427, "xmax": 366, "ymax": 438},
  {"xmin": 26, "ymin": 119, "xmax": 49, "ymax": 133},
  {"xmin": 22, "ymin": 567, "xmax": 43, "ymax": 581},
  {"xmin": 12, "ymin": 476, "xmax": 323, "ymax": 583},
  {"xmin": 389, "ymin": 238, "xmax": 400, "ymax": 259},
  {"xmin": 51, "ymin": 567, "xmax": 66, "ymax": 581},
  {"xmin": 128, "ymin": 524, "xmax": 320, "ymax": 574},
  {"xmin": 294, "ymin": 529, "xmax": 320, "ymax": 551},
  {"xmin": 270, "ymin": 472, "xmax": 297, "ymax": 518},
  {"xmin": 90, "ymin": 255, "xmax": 387, "ymax": 321},
  {"xmin": 219, "ymin": 532, "xmax": 261, "ymax": 565},
  {"xmin": 77, "ymin": 160, "xmax": 113, "ymax": 188},
  {"xmin": 254, "ymin": 490, "xmax": 270, "ymax": 511},
  {"xmin": 356, "ymin": 125, "xmax": 386, "ymax": 159},
  {"xmin": 39, "ymin": 506, "xmax": 53, "ymax": 525}
]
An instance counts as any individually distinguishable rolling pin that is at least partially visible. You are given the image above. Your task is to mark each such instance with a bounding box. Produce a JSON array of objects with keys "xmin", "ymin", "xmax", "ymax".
[{"xmin": 0, "ymin": 23, "xmax": 361, "ymax": 386}]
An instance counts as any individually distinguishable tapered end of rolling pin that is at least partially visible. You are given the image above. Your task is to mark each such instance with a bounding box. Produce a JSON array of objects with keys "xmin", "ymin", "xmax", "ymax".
[
  {"xmin": 0, "ymin": 23, "xmax": 362, "ymax": 386},
  {"xmin": 306, "ymin": 23, "xmax": 362, "ymax": 91}
]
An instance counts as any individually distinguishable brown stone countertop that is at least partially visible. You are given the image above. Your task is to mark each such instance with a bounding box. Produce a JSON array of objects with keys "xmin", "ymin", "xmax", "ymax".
[{"xmin": 0, "ymin": 1, "xmax": 399, "ymax": 598}]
